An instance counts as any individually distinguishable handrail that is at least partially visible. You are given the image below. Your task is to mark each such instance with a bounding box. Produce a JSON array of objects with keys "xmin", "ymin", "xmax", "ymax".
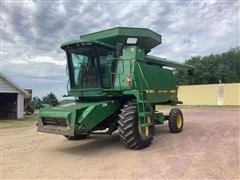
[
  {"xmin": 108, "ymin": 58, "xmax": 150, "ymax": 90},
  {"xmin": 66, "ymin": 65, "xmax": 70, "ymax": 92},
  {"xmin": 136, "ymin": 62, "xmax": 150, "ymax": 90},
  {"xmin": 110, "ymin": 57, "xmax": 132, "ymax": 89}
]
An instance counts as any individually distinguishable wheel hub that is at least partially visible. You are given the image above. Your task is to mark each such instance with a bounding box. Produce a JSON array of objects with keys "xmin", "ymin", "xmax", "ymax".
[{"xmin": 177, "ymin": 114, "xmax": 182, "ymax": 128}]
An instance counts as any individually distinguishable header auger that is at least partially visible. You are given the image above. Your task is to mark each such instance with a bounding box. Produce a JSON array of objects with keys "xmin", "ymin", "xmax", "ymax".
[{"xmin": 37, "ymin": 27, "xmax": 191, "ymax": 149}]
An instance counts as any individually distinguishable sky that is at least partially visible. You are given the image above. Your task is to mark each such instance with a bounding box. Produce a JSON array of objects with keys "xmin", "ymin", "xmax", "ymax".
[{"xmin": 1, "ymin": 0, "xmax": 239, "ymax": 99}]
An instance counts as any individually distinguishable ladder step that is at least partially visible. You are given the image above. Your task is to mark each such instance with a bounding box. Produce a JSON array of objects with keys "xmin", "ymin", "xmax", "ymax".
[
  {"xmin": 139, "ymin": 112, "xmax": 151, "ymax": 117},
  {"xmin": 138, "ymin": 100, "xmax": 148, "ymax": 104},
  {"xmin": 139, "ymin": 123, "xmax": 154, "ymax": 127}
]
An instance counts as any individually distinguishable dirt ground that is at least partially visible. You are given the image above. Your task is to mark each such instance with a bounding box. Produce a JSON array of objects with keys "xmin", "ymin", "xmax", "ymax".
[{"xmin": 1, "ymin": 108, "xmax": 239, "ymax": 179}]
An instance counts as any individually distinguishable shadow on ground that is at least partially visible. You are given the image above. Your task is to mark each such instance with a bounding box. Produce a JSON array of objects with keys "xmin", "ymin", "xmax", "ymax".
[{"xmin": 54, "ymin": 121, "xmax": 200, "ymax": 156}]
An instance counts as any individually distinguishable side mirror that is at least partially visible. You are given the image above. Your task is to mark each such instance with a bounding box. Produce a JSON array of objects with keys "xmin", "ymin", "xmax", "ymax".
[{"xmin": 116, "ymin": 43, "xmax": 123, "ymax": 57}]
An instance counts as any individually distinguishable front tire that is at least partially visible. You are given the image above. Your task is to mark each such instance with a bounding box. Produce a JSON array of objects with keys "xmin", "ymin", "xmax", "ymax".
[
  {"xmin": 168, "ymin": 108, "xmax": 183, "ymax": 133},
  {"xmin": 118, "ymin": 100, "xmax": 154, "ymax": 149}
]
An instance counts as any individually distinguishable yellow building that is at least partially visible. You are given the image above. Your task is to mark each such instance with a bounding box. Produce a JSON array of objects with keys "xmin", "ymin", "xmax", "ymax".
[{"xmin": 178, "ymin": 83, "xmax": 240, "ymax": 105}]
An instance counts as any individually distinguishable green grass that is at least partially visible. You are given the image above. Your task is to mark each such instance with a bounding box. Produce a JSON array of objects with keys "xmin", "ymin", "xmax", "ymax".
[{"xmin": 0, "ymin": 114, "xmax": 38, "ymax": 129}]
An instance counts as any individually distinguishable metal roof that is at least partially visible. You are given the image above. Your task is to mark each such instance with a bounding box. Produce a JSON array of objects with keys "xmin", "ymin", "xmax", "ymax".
[{"xmin": 0, "ymin": 72, "xmax": 29, "ymax": 95}]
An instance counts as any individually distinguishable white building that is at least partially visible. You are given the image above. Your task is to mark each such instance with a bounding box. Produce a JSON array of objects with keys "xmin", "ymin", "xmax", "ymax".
[{"xmin": 0, "ymin": 72, "xmax": 28, "ymax": 119}]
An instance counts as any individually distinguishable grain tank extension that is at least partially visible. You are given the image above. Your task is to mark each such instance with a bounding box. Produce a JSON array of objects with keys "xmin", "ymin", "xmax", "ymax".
[{"xmin": 37, "ymin": 27, "xmax": 192, "ymax": 149}]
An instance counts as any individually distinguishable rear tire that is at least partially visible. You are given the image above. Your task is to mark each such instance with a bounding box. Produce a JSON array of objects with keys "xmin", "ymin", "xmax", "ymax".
[
  {"xmin": 168, "ymin": 108, "xmax": 183, "ymax": 133},
  {"xmin": 64, "ymin": 134, "xmax": 89, "ymax": 140},
  {"xmin": 118, "ymin": 100, "xmax": 154, "ymax": 149}
]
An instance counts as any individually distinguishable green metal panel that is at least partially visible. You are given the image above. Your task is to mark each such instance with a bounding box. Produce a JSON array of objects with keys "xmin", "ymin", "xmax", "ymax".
[
  {"xmin": 131, "ymin": 61, "xmax": 177, "ymax": 103},
  {"xmin": 114, "ymin": 46, "xmax": 136, "ymax": 89},
  {"xmin": 134, "ymin": 61, "xmax": 177, "ymax": 90},
  {"xmin": 80, "ymin": 27, "xmax": 161, "ymax": 50},
  {"xmin": 39, "ymin": 109, "xmax": 72, "ymax": 119},
  {"xmin": 38, "ymin": 101, "xmax": 119, "ymax": 135},
  {"xmin": 145, "ymin": 93, "xmax": 177, "ymax": 103},
  {"xmin": 39, "ymin": 102, "xmax": 98, "ymax": 128},
  {"xmin": 68, "ymin": 88, "xmax": 104, "ymax": 97},
  {"xmin": 62, "ymin": 27, "xmax": 161, "ymax": 52},
  {"xmin": 77, "ymin": 100, "xmax": 119, "ymax": 131},
  {"xmin": 61, "ymin": 40, "xmax": 115, "ymax": 49},
  {"xmin": 146, "ymin": 55, "xmax": 193, "ymax": 69}
]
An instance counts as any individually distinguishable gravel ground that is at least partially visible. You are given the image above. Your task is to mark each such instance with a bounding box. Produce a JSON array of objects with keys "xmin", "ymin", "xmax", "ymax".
[{"xmin": 1, "ymin": 108, "xmax": 239, "ymax": 179}]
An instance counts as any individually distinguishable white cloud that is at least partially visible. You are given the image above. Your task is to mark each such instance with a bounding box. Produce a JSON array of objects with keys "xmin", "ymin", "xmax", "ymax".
[
  {"xmin": 29, "ymin": 56, "xmax": 66, "ymax": 65},
  {"xmin": 1, "ymin": 0, "xmax": 239, "ymax": 98}
]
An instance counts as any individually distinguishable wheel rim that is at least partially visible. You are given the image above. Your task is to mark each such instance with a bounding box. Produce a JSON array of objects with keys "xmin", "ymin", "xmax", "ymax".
[{"xmin": 177, "ymin": 114, "xmax": 182, "ymax": 128}]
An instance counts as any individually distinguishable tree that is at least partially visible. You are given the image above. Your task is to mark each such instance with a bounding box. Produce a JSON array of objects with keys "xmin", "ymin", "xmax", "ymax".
[
  {"xmin": 42, "ymin": 92, "xmax": 59, "ymax": 107},
  {"xmin": 28, "ymin": 97, "xmax": 43, "ymax": 110},
  {"xmin": 175, "ymin": 47, "xmax": 240, "ymax": 85}
]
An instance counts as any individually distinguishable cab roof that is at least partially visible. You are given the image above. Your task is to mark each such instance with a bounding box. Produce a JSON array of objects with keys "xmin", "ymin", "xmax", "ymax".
[{"xmin": 61, "ymin": 27, "xmax": 161, "ymax": 51}]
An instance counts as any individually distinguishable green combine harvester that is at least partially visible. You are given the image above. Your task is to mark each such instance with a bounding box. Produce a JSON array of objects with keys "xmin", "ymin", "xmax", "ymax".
[{"xmin": 37, "ymin": 27, "xmax": 191, "ymax": 149}]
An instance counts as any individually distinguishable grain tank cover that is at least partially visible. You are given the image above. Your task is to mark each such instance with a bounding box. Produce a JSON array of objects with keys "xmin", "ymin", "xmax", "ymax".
[{"xmin": 80, "ymin": 27, "xmax": 161, "ymax": 52}]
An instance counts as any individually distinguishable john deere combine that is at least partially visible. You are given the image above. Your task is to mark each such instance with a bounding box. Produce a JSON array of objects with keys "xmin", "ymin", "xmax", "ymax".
[{"xmin": 37, "ymin": 27, "xmax": 191, "ymax": 149}]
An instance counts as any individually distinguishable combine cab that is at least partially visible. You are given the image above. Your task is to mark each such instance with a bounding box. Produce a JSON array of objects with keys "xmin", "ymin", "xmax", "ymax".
[{"xmin": 37, "ymin": 27, "xmax": 192, "ymax": 149}]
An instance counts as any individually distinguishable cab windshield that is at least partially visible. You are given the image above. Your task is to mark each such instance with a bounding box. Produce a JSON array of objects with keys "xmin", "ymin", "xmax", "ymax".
[{"xmin": 66, "ymin": 44, "xmax": 115, "ymax": 89}]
